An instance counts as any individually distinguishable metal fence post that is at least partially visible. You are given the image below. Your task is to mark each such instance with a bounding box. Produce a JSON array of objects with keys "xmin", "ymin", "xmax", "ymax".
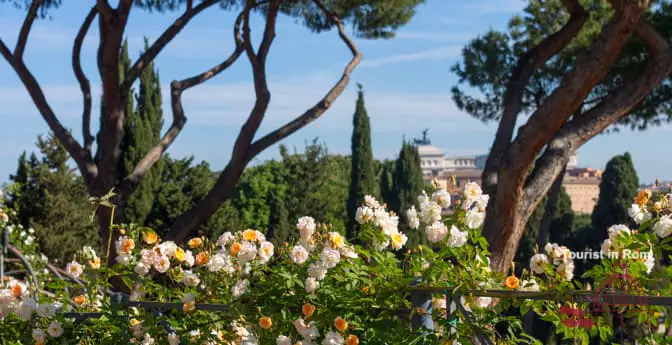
[{"xmin": 410, "ymin": 278, "xmax": 434, "ymax": 331}]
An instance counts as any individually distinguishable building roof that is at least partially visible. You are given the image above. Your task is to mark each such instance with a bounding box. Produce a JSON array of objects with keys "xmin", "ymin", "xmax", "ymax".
[{"xmin": 417, "ymin": 145, "xmax": 445, "ymax": 156}]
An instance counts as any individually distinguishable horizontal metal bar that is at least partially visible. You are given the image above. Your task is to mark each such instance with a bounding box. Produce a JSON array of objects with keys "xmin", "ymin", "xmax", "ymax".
[
  {"xmin": 61, "ymin": 301, "xmax": 232, "ymax": 321},
  {"xmin": 407, "ymin": 287, "xmax": 672, "ymax": 306}
]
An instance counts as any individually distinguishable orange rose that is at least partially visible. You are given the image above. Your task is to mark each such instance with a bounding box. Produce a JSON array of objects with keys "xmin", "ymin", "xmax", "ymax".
[
  {"xmin": 334, "ymin": 317, "xmax": 348, "ymax": 332},
  {"xmin": 346, "ymin": 335, "xmax": 359, "ymax": 345},
  {"xmin": 10, "ymin": 284, "xmax": 23, "ymax": 298},
  {"xmin": 259, "ymin": 316, "xmax": 273, "ymax": 329},
  {"xmin": 120, "ymin": 238, "xmax": 135, "ymax": 254},
  {"xmin": 504, "ymin": 276, "xmax": 520, "ymax": 289},
  {"xmin": 73, "ymin": 295, "xmax": 87, "ymax": 305},
  {"xmin": 635, "ymin": 189, "xmax": 651, "ymax": 206},
  {"xmin": 230, "ymin": 242, "xmax": 242, "ymax": 256},
  {"xmin": 143, "ymin": 230, "xmax": 159, "ymax": 245},
  {"xmin": 302, "ymin": 303, "xmax": 316, "ymax": 317},
  {"xmin": 195, "ymin": 251, "xmax": 209, "ymax": 266}
]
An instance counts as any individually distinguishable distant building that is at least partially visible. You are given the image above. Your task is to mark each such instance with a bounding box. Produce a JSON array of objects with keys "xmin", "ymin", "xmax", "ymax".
[{"xmin": 415, "ymin": 134, "xmax": 598, "ymax": 214}]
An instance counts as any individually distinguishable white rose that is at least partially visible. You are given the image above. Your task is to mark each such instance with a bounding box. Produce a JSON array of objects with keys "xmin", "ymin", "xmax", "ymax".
[
  {"xmin": 237, "ymin": 242, "xmax": 257, "ymax": 264},
  {"xmin": 653, "ymin": 215, "xmax": 672, "ymax": 238},
  {"xmin": 425, "ymin": 221, "xmax": 448, "ymax": 243},
  {"xmin": 305, "ymin": 277, "xmax": 319, "ymax": 293},
  {"xmin": 47, "ymin": 320, "xmax": 64, "ymax": 337},
  {"xmin": 320, "ymin": 247, "xmax": 341, "ymax": 269},
  {"xmin": 530, "ymin": 253, "xmax": 549, "ymax": 274},
  {"xmin": 464, "ymin": 209, "xmax": 485, "ymax": 229},
  {"xmin": 432, "ymin": 189, "xmax": 451, "ymax": 209},
  {"xmin": 447, "ymin": 226, "xmax": 468, "ymax": 248},
  {"xmin": 258, "ymin": 241, "xmax": 274, "ymax": 263},
  {"xmin": 183, "ymin": 271, "xmax": 201, "ymax": 287},
  {"xmin": 277, "ymin": 335, "xmax": 292, "ymax": 345},
  {"xmin": 134, "ymin": 262, "xmax": 151, "ymax": 275},
  {"xmin": 291, "ymin": 245, "xmax": 310, "ymax": 265},
  {"xmin": 308, "ymin": 262, "xmax": 328, "ymax": 281},
  {"xmin": 406, "ymin": 206, "xmax": 420, "ymax": 229},
  {"xmin": 65, "ymin": 261, "xmax": 84, "ymax": 279}
]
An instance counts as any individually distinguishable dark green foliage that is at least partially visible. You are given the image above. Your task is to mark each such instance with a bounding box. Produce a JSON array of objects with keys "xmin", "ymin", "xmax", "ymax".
[
  {"xmin": 119, "ymin": 39, "xmax": 165, "ymax": 225},
  {"xmin": 591, "ymin": 152, "xmax": 639, "ymax": 239},
  {"xmin": 232, "ymin": 160, "xmax": 288, "ymax": 232},
  {"xmin": 347, "ymin": 84, "xmax": 377, "ymax": 240},
  {"xmin": 5, "ymin": 0, "xmax": 424, "ymax": 40},
  {"xmin": 378, "ymin": 159, "xmax": 395, "ymax": 206},
  {"xmin": 7, "ymin": 134, "xmax": 98, "ymax": 264},
  {"xmin": 390, "ymin": 141, "xmax": 424, "ymax": 247},
  {"xmin": 267, "ymin": 191, "xmax": 293, "ymax": 248},
  {"xmin": 231, "ymin": 140, "xmax": 351, "ymax": 235},
  {"xmin": 147, "ymin": 155, "xmax": 240, "ymax": 238},
  {"xmin": 516, "ymin": 187, "xmax": 575, "ymax": 264},
  {"xmin": 451, "ymin": 0, "xmax": 672, "ymax": 130}
]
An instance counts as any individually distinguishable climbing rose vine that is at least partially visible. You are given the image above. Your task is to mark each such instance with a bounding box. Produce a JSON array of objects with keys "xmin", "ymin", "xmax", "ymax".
[{"xmin": 1, "ymin": 185, "xmax": 672, "ymax": 344}]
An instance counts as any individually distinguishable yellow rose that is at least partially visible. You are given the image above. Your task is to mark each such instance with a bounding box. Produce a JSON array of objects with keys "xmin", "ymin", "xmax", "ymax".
[
  {"xmin": 143, "ymin": 230, "xmax": 159, "ymax": 245},
  {"xmin": 188, "ymin": 237, "xmax": 203, "ymax": 249},
  {"xmin": 242, "ymin": 229, "xmax": 258, "ymax": 242},
  {"xmin": 174, "ymin": 247, "xmax": 186, "ymax": 262}
]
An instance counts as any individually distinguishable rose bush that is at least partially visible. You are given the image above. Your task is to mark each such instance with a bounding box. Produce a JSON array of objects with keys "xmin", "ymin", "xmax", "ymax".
[{"xmin": 1, "ymin": 185, "xmax": 672, "ymax": 344}]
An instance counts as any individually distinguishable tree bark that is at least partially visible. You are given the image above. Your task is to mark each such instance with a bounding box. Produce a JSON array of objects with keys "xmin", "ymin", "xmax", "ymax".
[
  {"xmin": 487, "ymin": 1, "xmax": 655, "ymax": 273},
  {"xmin": 481, "ymin": 0, "xmax": 588, "ymax": 241}
]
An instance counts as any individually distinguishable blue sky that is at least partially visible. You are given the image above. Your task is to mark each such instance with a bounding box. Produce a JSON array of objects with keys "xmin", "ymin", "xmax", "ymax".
[{"xmin": 0, "ymin": 0, "xmax": 668, "ymax": 184}]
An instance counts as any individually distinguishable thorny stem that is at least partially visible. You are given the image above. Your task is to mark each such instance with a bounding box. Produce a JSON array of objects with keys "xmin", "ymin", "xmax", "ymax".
[{"xmin": 105, "ymin": 205, "xmax": 116, "ymax": 263}]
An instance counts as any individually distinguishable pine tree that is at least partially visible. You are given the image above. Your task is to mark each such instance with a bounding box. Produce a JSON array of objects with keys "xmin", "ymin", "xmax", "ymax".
[
  {"xmin": 391, "ymin": 141, "xmax": 424, "ymax": 246},
  {"xmin": 120, "ymin": 38, "xmax": 164, "ymax": 225},
  {"xmin": 347, "ymin": 84, "xmax": 377, "ymax": 240},
  {"xmin": 591, "ymin": 152, "xmax": 639, "ymax": 241},
  {"xmin": 8, "ymin": 134, "xmax": 98, "ymax": 263},
  {"xmin": 267, "ymin": 191, "xmax": 292, "ymax": 248}
]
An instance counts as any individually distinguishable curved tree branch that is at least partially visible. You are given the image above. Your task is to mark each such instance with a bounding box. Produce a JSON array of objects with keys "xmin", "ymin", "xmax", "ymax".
[
  {"xmin": 481, "ymin": 0, "xmax": 588, "ymax": 193},
  {"xmin": 15, "ymin": 0, "xmax": 42, "ymax": 60},
  {"xmin": 120, "ymin": 0, "xmax": 221, "ymax": 94},
  {"xmin": 521, "ymin": 18, "xmax": 672, "ymax": 219},
  {"xmin": 0, "ymin": 38, "xmax": 96, "ymax": 185},
  {"xmin": 119, "ymin": 11, "xmax": 246, "ymax": 196},
  {"xmin": 246, "ymin": 0, "xmax": 362, "ymax": 160},
  {"xmin": 488, "ymin": 0, "xmax": 651, "ymax": 273},
  {"xmin": 73, "ymin": 6, "xmax": 98, "ymax": 154}
]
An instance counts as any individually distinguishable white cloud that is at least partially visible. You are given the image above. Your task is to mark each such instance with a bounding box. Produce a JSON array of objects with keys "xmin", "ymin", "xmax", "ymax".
[{"xmin": 360, "ymin": 46, "xmax": 462, "ymax": 68}]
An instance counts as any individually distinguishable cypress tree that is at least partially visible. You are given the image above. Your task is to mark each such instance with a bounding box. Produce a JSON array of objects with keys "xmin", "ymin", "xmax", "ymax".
[
  {"xmin": 391, "ymin": 141, "xmax": 424, "ymax": 246},
  {"xmin": 591, "ymin": 152, "xmax": 639, "ymax": 240},
  {"xmin": 347, "ymin": 84, "xmax": 377, "ymax": 240},
  {"xmin": 120, "ymin": 38, "xmax": 164, "ymax": 225},
  {"xmin": 267, "ymin": 191, "xmax": 292, "ymax": 248},
  {"xmin": 378, "ymin": 159, "xmax": 395, "ymax": 206}
]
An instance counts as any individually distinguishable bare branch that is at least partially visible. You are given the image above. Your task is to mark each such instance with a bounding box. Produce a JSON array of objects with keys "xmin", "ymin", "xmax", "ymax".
[
  {"xmin": 73, "ymin": 6, "xmax": 98, "ymax": 154},
  {"xmin": 246, "ymin": 0, "xmax": 362, "ymax": 159},
  {"xmin": 1, "ymin": 36, "xmax": 97, "ymax": 185},
  {"xmin": 119, "ymin": 11, "xmax": 246, "ymax": 193},
  {"xmin": 521, "ymin": 18, "xmax": 672, "ymax": 219},
  {"xmin": 120, "ymin": 0, "xmax": 220, "ymax": 94},
  {"xmin": 14, "ymin": 0, "xmax": 42, "ymax": 60},
  {"xmin": 481, "ymin": 0, "xmax": 588, "ymax": 191},
  {"xmin": 502, "ymin": 1, "xmax": 649, "ymax": 178},
  {"xmin": 257, "ymin": 0, "xmax": 280, "ymax": 63}
]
